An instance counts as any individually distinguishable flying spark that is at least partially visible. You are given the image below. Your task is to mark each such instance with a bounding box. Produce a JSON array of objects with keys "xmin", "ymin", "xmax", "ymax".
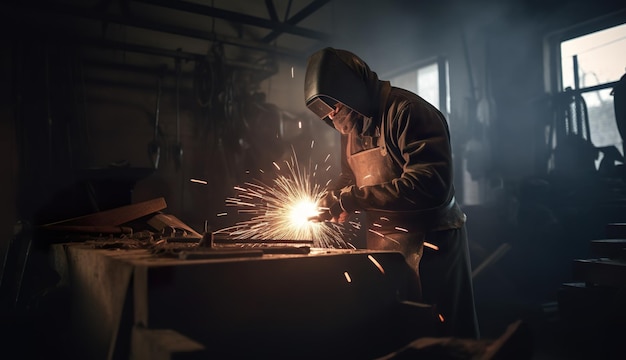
[{"xmin": 215, "ymin": 151, "xmax": 355, "ymax": 248}]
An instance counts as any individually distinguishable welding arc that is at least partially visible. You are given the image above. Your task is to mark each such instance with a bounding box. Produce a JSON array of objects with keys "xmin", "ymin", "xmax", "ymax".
[{"xmin": 215, "ymin": 151, "xmax": 354, "ymax": 248}]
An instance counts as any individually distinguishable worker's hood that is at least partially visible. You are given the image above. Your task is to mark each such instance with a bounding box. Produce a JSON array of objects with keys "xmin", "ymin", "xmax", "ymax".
[{"xmin": 304, "ymin": 48, "xmax": 381, "ymax": 127}]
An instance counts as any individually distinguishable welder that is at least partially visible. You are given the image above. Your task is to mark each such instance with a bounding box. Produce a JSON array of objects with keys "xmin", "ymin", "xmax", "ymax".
[{"xmin": 305, "ymin": 47, "xmax": 479, "ymax": 339}]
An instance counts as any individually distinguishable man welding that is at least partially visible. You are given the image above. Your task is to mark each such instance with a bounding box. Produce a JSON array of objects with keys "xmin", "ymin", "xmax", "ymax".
[{"xmin": 304, "ymin": 47, "xmax": 479, "ymax": 339}]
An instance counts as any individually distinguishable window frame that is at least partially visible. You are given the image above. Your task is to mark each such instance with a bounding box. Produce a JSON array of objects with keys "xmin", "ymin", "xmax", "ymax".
[
  {"xmin": 383, "ymin": 56, "xmax": 450, "ymax": 116},
  {"xmin": 542, "ymin": 12, "xmax": 626, "ymax": 173}
]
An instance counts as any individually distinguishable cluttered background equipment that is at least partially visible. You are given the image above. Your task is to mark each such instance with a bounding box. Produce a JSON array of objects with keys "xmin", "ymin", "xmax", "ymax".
[{"xmin": 1, "ymin": 0, "xmax": 626, "ymax": 359}]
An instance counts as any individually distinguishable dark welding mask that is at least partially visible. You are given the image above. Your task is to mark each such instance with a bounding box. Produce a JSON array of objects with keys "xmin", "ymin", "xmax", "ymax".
[{"xmin": 304, "ymin": 48, "xmax": 374, "ymax": 127}]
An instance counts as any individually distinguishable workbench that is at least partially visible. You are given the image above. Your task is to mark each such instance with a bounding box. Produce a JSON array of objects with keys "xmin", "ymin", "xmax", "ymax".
[{"xmin": 51, "ymin": 240, "xmax": 439, "ymax": 359}]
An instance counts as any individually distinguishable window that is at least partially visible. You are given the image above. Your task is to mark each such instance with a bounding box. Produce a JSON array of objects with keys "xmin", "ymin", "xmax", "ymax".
[
  {"xmin": 546, "ymin": 18, "xmax": 626, "ymax": 173},
  {"xmin": 387, "ymin": 58, "xmax": 450, "ymax": 116},
  {"xmin": 560, "ymin": 23, "xmax": 626, "ymax": 154}
]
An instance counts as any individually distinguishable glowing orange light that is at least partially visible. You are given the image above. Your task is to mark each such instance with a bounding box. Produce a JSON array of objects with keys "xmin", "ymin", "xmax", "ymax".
[
  {"xmin": 344, "ymin": 271, "xmax": 352, "ymax": 283},
  {"xmin": 289, "ymin": 199, "xmax": 319, "ymax": 226},
  {"xmin": 438, "ymin": 313, "xmax": 445, "ymax": 322},
  {"xmin": 368, "ymin": 229, "xmax": 384, "ymax": 238},
  {"xmin": 367, "ymin": 255, "xmax": 385, "ymax": 274},
  {"xmin": 424, "ymin": 242, "xmax": 439, "ymax": 251},
  {"xmin": 215, "ymin": 151, "xmax": 353, "ymax": 248}
]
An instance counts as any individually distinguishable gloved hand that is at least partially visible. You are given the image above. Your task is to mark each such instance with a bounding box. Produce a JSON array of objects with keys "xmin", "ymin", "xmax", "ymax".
[{"xmin": 315, "ymin": 190, "xmax": 347, "ymax": 223}]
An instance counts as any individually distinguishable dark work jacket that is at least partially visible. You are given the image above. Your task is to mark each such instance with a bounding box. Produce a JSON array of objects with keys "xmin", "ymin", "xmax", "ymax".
[{"xmin": 334, "ymin": 80, "xmax": 465, "ymax": 233}]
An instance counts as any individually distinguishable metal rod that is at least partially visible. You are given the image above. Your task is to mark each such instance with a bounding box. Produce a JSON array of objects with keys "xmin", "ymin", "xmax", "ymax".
[
  {"xmin": 132, "ymin": 0, "xmax": 330, "ymax": 41},
  {"xmin": 472, "ymin": 242, "xmax": 511, "ymax": 279},
  {"xmin": 573, "ymin": 55, "xmax": 583, "ymax": 136},
  {"xmin": 79, "ymin": 38, "xmax": 278, "ymax": 75},
  {"xmin": 15, "ymin": 2, "xmax": 307, "ymax": 59},
  {"xmin": 262, "ymin": 0, "xmax": 332, "ymax": 43}
]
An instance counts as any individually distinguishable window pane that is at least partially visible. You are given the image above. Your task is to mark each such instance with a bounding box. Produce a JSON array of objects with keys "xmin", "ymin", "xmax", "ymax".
[
  {"xmin": 389, "ymin": 70, "xmax": 417, "ymax": 94},
  {"xmin": 559, "ymin": 22, "xmax": 626, "ymax": 165},
  {"xmin": 389, "ymin": 62, "xmax": 443, "ymax": 111},
  {"xmin": 561, "ymin": 23, "xmax": 626, "ymax": 89},
  {"xmin": 417, "ymin": 63, "xmax": 439, "ymax": 110},
  {"xmin": 582, "ymin": 89, "xmax": 621, "ymax": 149}
]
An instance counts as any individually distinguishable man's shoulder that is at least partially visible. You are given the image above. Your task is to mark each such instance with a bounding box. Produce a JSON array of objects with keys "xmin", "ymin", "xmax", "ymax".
[{"xmin": 386, "ymin": 87, "xmax": 435, "ymax": 115}]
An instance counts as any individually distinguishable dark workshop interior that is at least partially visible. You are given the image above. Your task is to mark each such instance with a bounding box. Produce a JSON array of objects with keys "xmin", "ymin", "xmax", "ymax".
[{"xmin": 1, "ymin": 0, "xmax": 626, "ymax": 359}]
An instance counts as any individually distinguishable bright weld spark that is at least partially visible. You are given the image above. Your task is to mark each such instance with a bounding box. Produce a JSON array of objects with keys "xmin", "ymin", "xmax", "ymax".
[
  {"xmin": 424, "ymin": 242, "xmax": 439, "ymax": 250},
  {"xmin": 394, "ymin": 226, "xmax": 408, "ymax": 232},
  {"xmin": 298, "ymin": 121, "xmax": 302, "ymax": 129},
  {"xmin": 344, "ymin": 272, "xmax": 352, "ymax": 283},
  {"xmin": 291, "ymin": 66, "xmax": 294, "ymax": 78},
  {"xmin": 190, "ymin": 178, "xmax": 208, "ymax": 184},
  {"xmin": 273, "ymin": 162, "xmax": 281, "ymax": 171},
  {"xmin": 215, "ymin": 150, "xmax": 353, "ymax": 248},
  {"xmin": 324, "ymin": 154, "xmax": 331, "ymax": 162},
  {"xmin": 245, "ymin": 182, "xmax": 264, "ymax": 189},
  {"xmin": 379, "ymin": 216, "xmax": 389, "ymax": 221},
  {"xmin": 216, "ymin": 212, "xmax": 227, "ymax": 217},
  {"xmin": 325, "ymin": 165, "xmax": 331, "ymax": 171},
  {"xmin": 310, "ymin": 140, "xmax": 315, "ymax": 148},
  {"xmin": 373, "ymin": 223, "xmax": 382, "ymax": 228},
  {"xmin": 368, "ymin": 229, "xmax": 401, "ymax": 245},
  {"xmin": 367, "ymin": 255, "xmax": 385, "ymax": 274}
]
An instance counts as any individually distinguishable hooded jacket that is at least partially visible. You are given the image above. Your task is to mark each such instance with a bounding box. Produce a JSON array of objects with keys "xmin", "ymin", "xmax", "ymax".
[{"xmin": 305, "ymin": 48, "xmax": 465, "ymax": 232}]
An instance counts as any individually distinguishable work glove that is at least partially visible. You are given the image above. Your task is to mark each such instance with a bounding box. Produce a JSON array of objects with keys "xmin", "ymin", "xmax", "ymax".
[{"xmin": 316, "ymin": 190, "xmax": 348, "ymax": 223}]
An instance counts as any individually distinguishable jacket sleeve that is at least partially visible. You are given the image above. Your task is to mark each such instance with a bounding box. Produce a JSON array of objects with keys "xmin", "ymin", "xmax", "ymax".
[{"xmin": 339, "ymin": 99, "xmax": 453, "ymax": 212}]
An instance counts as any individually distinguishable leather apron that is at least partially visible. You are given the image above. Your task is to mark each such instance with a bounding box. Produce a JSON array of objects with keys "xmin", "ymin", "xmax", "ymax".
[
  {"xmin": 346, "ymin": 119, "xmax": 425, "ymax": 297},
  {"xmin": 344, "ymin": 94, "xmax": 478, "ymax": 339}
]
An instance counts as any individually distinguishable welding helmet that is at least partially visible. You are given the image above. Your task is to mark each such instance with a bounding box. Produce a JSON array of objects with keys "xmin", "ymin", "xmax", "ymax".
[{"xmin": 304, "ymin": 48, "xmax": 379, "ymax": 127}]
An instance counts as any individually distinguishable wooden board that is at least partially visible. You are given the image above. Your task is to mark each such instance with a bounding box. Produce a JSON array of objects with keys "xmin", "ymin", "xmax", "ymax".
[
  {"xmin": 606, "ymin": 223, "xmax": 626, "ymax": 239},
  {"xmin": 147, "ymin": 213, "xmax": 202, "ymax": 238},
  {"xmin": 42, "ymin": 197, "xmax": 167, "ymax": 227}
]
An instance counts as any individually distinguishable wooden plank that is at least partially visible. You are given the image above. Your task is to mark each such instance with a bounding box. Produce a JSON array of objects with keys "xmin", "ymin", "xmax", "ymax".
[
  {"xmin": 590, "ymin": 239, "xmax": 626, "ymax": 259},
  {"xmin": 41, "ymin": 225, "xmax": 134, "ymax": 234},
  {"xmin": 572, "ymin": 258, "xmax": 626, "ymax": 288},
  {"xmin": 606, "ymin": 223, "xmax": 626, "ymax": 239},
  {"xmin": 147, "ymin": 213, "xmax": 201, "ymax": 238},
  {"xmin": 42, "ymin": 197, "xmax": 167, "ymax": 227}
]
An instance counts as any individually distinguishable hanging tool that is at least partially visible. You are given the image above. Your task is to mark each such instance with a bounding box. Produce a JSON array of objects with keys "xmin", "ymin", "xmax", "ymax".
[
  {"xmin": 149, "ymin": 66, "xmax": 165, "ymax": 169},
  {"xmin": 173, "ymin": 50, "xmax": 183, "ymax": 170}
]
